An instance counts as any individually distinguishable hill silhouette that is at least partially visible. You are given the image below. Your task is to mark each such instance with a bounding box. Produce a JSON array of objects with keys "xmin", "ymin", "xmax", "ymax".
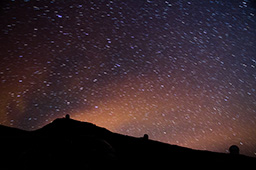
[{"xmin": 0, "ymin": 116, "xmax": 255, "ymax": 169}]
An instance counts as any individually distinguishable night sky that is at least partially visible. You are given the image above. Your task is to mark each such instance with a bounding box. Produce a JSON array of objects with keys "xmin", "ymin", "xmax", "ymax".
[{"xmin": 0, "ymin": 0, "xmax": 256, "ymax": 157}]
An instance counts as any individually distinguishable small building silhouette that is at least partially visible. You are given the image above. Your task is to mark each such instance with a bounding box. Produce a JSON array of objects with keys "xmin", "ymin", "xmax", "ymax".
[
  {"xmin": 65, "ymin": 114, "xmax": 70, "ymax": 119},
  {"xmin": 143, "ymin": 134, "xmax": 149, "ymax": 140},
  {"xmin": 229, "ymin": 145, "xmax": 239, "ymax": 155}
]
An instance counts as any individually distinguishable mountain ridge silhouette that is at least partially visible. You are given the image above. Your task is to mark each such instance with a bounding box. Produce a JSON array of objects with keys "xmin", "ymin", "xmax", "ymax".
[{"xmin": 0, "ymin": 116, "xmax": 255, "ymax": 169}]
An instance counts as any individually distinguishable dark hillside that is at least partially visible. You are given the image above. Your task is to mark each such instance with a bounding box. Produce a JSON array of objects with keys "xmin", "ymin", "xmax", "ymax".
[{"xmin": 0, "ymin": 117, "xmax": 255, "ymax": 169}]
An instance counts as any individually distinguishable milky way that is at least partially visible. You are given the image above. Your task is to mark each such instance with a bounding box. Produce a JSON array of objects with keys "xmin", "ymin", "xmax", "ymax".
[{"xmin": 0, "ymin": 0, "xmax": 255, "ymax": 157}]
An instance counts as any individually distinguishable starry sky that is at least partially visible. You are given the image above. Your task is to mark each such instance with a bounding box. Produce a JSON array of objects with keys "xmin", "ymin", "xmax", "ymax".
[{"xmin": 0, "ymin": 0, "xmax": 256, "ymax": 157}]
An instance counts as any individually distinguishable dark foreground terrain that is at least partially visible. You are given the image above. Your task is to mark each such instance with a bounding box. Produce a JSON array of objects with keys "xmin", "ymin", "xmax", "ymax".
[{"xmin": 0, "ymin": 116, "xmax": 255, "ymax": 169}]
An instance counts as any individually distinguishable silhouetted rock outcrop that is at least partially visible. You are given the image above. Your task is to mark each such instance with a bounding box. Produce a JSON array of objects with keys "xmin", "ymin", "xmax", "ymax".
[{"xmin": 0, "ymin": 117, "xmax": 255, "ymax": 170}]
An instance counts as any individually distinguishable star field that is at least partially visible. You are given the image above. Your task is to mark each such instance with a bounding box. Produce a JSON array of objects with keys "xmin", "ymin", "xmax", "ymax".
[{"xmin": 0, "ymin": 0, "xmax": 255, "ymax": 157}]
